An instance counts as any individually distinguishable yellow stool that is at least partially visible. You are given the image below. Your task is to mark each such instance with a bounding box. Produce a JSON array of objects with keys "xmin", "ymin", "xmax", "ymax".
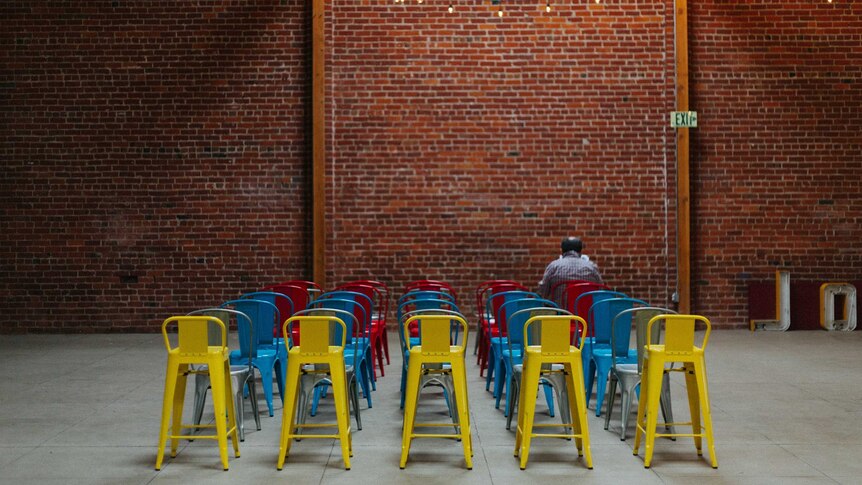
[
  {"xmin": 400, "ymin": 314, "xmax": 472, "ymax": 469},
  {"xmin": 155, "ymin": 316, "xmax": 239, "ymax": 471},
  {"xmin": 277, "ymin": 315, "xmax": 353, "ymax": 470},
  {"xmin": 514, "ymin": 315, "xmax": 592, "ymax": 470},
  {"xmin": 633, "ymin": 314, "xmax": 717, "ymax": 468}
]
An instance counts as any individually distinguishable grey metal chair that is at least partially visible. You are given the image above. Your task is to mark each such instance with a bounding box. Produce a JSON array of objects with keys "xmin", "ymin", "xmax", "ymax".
[
  {"xmin": 187, "ymin": 308, "xmax": 261, "ymax": 442},
  {"xmin": 506, "ymin": 307, "xmax": 578, "ymax": 432},
  {"xmin": 603, "ymin": 306, "xmax": 677, "ymax": 440}
]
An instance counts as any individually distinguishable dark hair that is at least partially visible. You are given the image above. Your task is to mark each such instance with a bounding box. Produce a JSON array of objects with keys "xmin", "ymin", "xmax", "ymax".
[{"xmin": 561, "ymin": 237, "xmax": 583, "ymax": 254}]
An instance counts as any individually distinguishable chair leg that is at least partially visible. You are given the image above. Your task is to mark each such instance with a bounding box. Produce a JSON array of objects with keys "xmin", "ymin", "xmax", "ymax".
[
  {"xmin": 659, "ymin": 371, "xmax": 676, "ymax": 439},
  {"xmin": 506, "ymin": 376, "xmax": 520, "ymax": 431},
  {"xmin": 642, "ymin": 355, "xmax": 666, "ymax": 468},
  {"xmin": 277, "ymin": 358, "xmax": 303, "ymax": 470},
  {"xmin": 450, "ymin": 357, "xmax": 473, "ymax": 470},
  {"xmin": 156, "ymin": 359, "xmax": 180, "ymax": 470},
  {"xmin": 603, "ymin": 373, "xmax": 617, "ymax": 432},
  {"xmin": 694, "ymin": 360, "xmax": 718, "ymax": 468},
  {"xmin": 399, "ymin": 356, "xmax": 423, "ymax": 469},
  {"xmin": 542, "ymin": 382, "xmax": 556, "ymax": 418},
  {"xmin": 382, "ymin": 328, "xmax": 391, "ymax": 365},
  {"xmin": 192, "ymin": 375, "xmax": 209, "ymax": 431},
  {"xmin": 208, "ymin": 360, "xmax": 231, "ymax": 470},
  {"xmin": 517, "ymin": 360, "xmax": 540, "ymax": 470},
  {"xmin": 329, "ymin": 362, "xmax": 352, "ymax": 470},
  {"xmin": 566, "ymin": 359, "xmax": 592, "ymax": 468},
  {"xmin": 247, "ymin": 377, "xmax": 261, "ymax": 431},
  {"xmin": 170, "ymin": 364, "xmax": 189, "ymax": 460}
]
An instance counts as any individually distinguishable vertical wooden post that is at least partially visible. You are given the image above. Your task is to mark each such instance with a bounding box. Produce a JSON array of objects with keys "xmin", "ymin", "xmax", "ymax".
[
  {"xmin": 312, "ymin": 0, "xmax": 326, "ymax": 289},
  {"xmin": 675, "ymin": 0, "xmax": 690, "ymax": 314}
]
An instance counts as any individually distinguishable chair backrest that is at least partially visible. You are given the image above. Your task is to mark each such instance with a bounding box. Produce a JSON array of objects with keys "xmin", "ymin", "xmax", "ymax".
[
  {"xmin": 162, "ymin": 315, "xmax": 226, "ymax": 355},
  {"xmin": 343, "ymin": 280, "xmax": 390, "ymax": 323},
  {"xmin": 549, "ymin": 278, "xmax": 590, "ymax": 306},
  {"xmin": 221, "ymin": 299, "xmax": 279, "ymax": 359},
  {"xmin": 262, "ymin": 284, "xmax": 310, "ymax": 319},
  {"xmin": 523, "ymin": 314, "xmax": 587, "ymax": 355},
  {"xmin": 489, "ymin": 290, "xmax": 540, "ymax": 335},
  {"xmin": 478, "ymin": 282, "xmax": 527, "ymax": 320},
  {"xmin": 309, "ymin": 290, "xmax": 374, "ymax": 337},
  {"xmin": 398, "ymin": 289, "xmax": 456, "ymax": 307},
  {"xmin": 610, "ymin": 306, "xmax": 676, "ymax": 371},
  {"xmin": 508, "ymin": 306, "xmax": 573, "ymax": 356},
  {"xmin": 562, "ymin": 282, "xmax": 611, "ymax": 314},
  {"xmin": 242, "ymin": 291, "xmax": 294, "ymax": 341},
  {"xmin": 499, "ymin": 298, "xmax": 558, "ymax": 349},
  {"xmin": 588, "ymin": 297, "xmax": 648, "ymax": 348},
  {"xmin": 291, "ymin": 308, "xmax": 360, "ymax": 367},
  {"xmin": 647, "ymin": 314, "xmax": 712, "ymax": 355},
  {"xmin": 187, "ymin": 308, "xmax": 254, "ymax": 372},
  {"xmin": 284, "ymin": 314, "xmax": 347, "ymax": 355},
  {"xmin": 309, "ymin": 294, "xmax": 370, "ymax": 342},
  {"xmin": 278, "ymin": 280, "xmax": 323, "ymax": 299},
  {"xmin": 397, "ymin": 297, "xmax": 460, "ymax": 323},
  {"xmin": 574, "ymin": 290, "xmax": 628, "ymax": 336},
  {"xmin": 404, "ymin": 313, "xmax": 468, "ymax": 353},
  {"xmin": 475, "ymin": 280, "xmax": 520, "ymax": 322},
  {"xmin": 405, "ymin": 280, "xmax": 458, "ymax": 303}
]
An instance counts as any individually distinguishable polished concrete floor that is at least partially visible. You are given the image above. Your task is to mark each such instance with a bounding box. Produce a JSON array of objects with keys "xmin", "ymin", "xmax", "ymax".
[{"xmin": 1, "ymin": 329, "xmax": 861, "ymax": 484}]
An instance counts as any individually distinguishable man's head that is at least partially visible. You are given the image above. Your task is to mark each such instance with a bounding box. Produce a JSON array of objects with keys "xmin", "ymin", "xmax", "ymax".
[{"xmin": 561, "ymin": 237, "xmax": 583, "ymax": 254}]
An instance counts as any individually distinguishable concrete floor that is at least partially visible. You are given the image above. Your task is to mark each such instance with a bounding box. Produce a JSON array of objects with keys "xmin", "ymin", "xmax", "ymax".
[{"xmin": 1, "ymin": 329, "xmax": 861, "ymax": 484}]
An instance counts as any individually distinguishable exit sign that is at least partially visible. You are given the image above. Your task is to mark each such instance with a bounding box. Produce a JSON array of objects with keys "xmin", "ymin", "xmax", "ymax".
[{"xmin": 670, "ymin": 111, "xmax": 698, "ymax": 128}]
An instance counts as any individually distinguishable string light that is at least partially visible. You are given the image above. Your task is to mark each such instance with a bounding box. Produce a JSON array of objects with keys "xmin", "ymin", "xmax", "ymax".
[
  {"xmin": 498, "ymin": 7, "xmax": 503, "ymax": 16},
  {"xmin": 546, "ymin": 1, "xmax": 551, "ymax": 12},
  {"xmin": 448, "ymin": 3, "xmax": 453, "ymax": 12}
]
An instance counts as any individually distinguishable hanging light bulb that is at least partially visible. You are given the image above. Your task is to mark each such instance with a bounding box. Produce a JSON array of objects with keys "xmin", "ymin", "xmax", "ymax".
[
  {"xmin": 546, "ymin": 1, "xmax": 551, "ymax": 12},
  {"xmin": 448, "ymin": 3, "xmax": 454, "ymax": 12},
  {"xmin": 497, "ymin": 7, "xmax": 503, "ymax": 16},
  {"xmin": 417, "ymin": 0, "xmax": 423, "ymax": 4}
]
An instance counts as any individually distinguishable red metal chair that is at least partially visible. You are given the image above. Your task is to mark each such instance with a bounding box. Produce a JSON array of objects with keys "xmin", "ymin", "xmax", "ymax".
[
  {"xmin": 476, "ymin": 281, "xmax": 527, "ymax": 377},
  {"xmin": 262, "ymin": 283, "xmax": 311, "ymax": 344},
  {"xmin": 337, "ymin": 282, "xmax": 387, "ymax": 378},
  {"xmin": 348, "ymin": 279, "xmax": 392, "ymax": 365}
]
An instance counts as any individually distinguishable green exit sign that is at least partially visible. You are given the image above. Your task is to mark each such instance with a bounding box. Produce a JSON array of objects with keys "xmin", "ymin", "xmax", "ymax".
[{"xmin": 670, "ymin": 111, "xmax": 698, "ymax": 128}]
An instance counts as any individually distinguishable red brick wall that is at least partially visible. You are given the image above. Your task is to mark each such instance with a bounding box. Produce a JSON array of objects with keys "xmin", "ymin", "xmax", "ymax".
[
  {"xmin": 326, "ymin": 1, "xmax": 678, "ymax": 319},
  {"xmin": 2, "ymin": 1, "xmax": 859, "ymax": 332},
  {"xmin": 0, "ymin": 1, "xmax": 311, "ymax": 332},
  {"xmin": 689, "ymin": 0, "xmax": 862, "ymax": 328}
]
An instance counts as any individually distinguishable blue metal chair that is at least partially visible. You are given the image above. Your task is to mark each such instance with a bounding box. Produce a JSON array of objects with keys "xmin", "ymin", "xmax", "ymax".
[
  {"xmin": 309, "ymin": 292, "xmax": 374, "ymax": 407},
  {"xmin": 573, "ymin": 290, "xmax": 628, "ymax": 399},
  {"xmin": 587, "ymin": 297, "xmax": 648, "ymax": 416},
  {"xmin": 487, "ymin": 290, "xmax": 540, "ymax": 398},
  {"xmin": 221, "ymin": 298, "xmax": 282, "ymax": 417},
  {"xmin": 241, "ymin": 291, "xmax": 294, "ymax": 403}
]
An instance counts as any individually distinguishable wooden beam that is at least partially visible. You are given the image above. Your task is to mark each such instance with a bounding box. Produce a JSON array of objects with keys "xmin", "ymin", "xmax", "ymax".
[
  {"xmin": 312, "ymin": 0, "xmax": 326, "ymax": 289},
  {"xmin": 675, "ymin": 0, "xmax": 691, "ymax": 314}
]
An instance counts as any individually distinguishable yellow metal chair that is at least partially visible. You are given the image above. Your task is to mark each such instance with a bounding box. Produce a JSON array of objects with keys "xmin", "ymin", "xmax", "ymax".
[
  {"xmin": 400, "ymin": 314, "xmax": 472, "ymax": 470},
  {"xmin": 514, "ymin": 314, "xmax": 592, "ymax": 470},
  {"xmin": 633, "ymin": 314, "xmax": 717, "ymax": 469},
  {"xmin": 155, "ymin": 316, "xmax": 239, "ymax": 471},
  {"xmin": 277, "ymin": 315, "xmax": 353, "ymax": 470}
]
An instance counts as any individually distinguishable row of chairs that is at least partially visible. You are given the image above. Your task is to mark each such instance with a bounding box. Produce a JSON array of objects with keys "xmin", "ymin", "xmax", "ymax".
[
  {"xmin": 474, "ymin": 278, "xmax": 718, "ymax": 469},
  {"xmin": 155, "ymin": 279, "xmax": 395, "ymax": 471}
]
